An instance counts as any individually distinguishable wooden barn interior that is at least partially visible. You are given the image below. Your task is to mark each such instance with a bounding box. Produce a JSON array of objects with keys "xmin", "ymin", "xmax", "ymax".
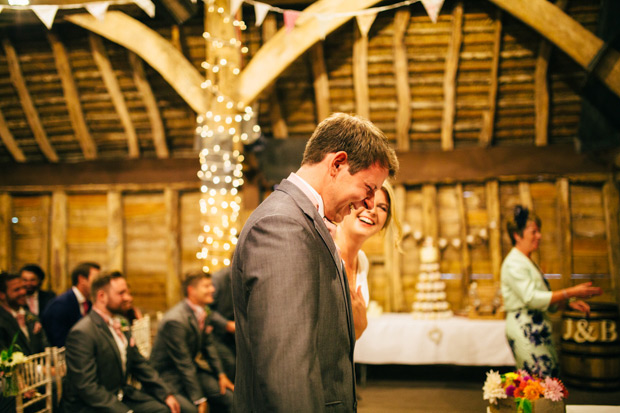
[{"xmin": 1, "ymin": 0, "xmax": 620, "ymax": 409}]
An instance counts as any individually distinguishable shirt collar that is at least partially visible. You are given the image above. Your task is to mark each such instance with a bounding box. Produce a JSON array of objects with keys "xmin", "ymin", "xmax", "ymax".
[
  {"xmin": 72, "ymin": 286, "xmax": 86, "ymax": 304},
  {"xmin": 185, "ymin": 298, "xmax": 206, "ymax": 320},
  {"xmin": 287, "ymin": 172, "xmax": 325, "ymax": 217}
]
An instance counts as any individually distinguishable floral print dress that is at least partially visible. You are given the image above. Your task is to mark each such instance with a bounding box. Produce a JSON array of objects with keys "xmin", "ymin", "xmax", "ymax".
[{"xmin": 501, "ymin": 248, "xmax": 558, "ymax": 378}]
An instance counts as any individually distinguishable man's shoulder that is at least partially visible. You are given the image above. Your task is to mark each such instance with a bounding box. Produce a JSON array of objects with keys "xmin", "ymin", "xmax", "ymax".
[
  {"xmin": 39, "ymin": 290, "xmax": 56, "ymax": 300},
  {"xmin": 161, "ymin": 301, "xmax": 190, "ymax": 322},
  {"xmin": 43, "ymin": 289, "xmax": 76, "ymax": 315}
]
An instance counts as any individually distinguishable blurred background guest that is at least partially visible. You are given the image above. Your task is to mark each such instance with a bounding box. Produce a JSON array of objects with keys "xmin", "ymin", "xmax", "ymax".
[
  {"xmin": 502, "ymin": 206, "xmax": 603, "ymax": 377},
  {"xmin": 19, "ymin": 264, "xmax": 56, "ymax": 316}
]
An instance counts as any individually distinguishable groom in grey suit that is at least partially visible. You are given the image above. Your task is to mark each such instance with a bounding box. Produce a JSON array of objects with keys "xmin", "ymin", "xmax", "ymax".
[{"xmin": 232, "ymin": 113, "xmax": 398, "ymax": 412}]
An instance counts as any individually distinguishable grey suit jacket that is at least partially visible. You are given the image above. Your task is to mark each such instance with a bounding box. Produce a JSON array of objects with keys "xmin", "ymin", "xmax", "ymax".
[
  {"xmin": 150, "ymin": 301, "xmax": 224, "ymax": 403},
  {"xmin": 61, "ymin": 311, "xmax": 170, "ymax": 413},
  {"xmin": 232, "ymin": 178, "xmax": 356, "ymax": 412}
]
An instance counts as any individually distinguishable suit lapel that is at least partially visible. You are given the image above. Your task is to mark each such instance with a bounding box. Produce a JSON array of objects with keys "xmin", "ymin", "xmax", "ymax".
[
  {"xmin": 277, "ymin": 179, "xmax": 355, "ymax": 345},
  {"xmin": 91, "ymin": 312, "xmax": 124, "ymax": 377},
  {"xmin": 0, "ymin": 308, "xmax": 31, "ymax": 354},
  {"xmin": 183, "ymin": 303, "xmax": 202, "ymax": 350}
]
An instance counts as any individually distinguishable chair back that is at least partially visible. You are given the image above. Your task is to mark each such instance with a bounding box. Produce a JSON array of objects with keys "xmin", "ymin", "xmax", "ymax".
[
  {"xmin": 14, "ymin": 347, "xmax": 53, "ymax": 413},
  {"xmin": 131, "ymin": 314, "xmax": 152, "ymax": 358},
  {"xmin": 51, "ymin": 346, "xmax": 66, "ymax": 404}
]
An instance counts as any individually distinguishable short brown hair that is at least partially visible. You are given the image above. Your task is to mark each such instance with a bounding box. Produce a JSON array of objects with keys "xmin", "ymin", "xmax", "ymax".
[
  {"xmin": 507, "ymin": 205, "xmax": 542, "ymax": 246},
  {"xmin": 301, "ymin": 113, "xmax": 399, "ymax": 178},
  {"xmin": 91, "ymin": 272, "xmax": 124, "ymax": 301},
  {"xmin": 182, "ymin": 271, "xmax": 211, "ymax": 297}
]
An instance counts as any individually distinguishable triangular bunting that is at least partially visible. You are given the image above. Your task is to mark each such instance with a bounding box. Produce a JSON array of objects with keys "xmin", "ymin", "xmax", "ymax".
[
  {"xmin": 254, "ymin": 2, "xmax": 270, "ymax": 27},
  {"xmin": 421, "ymin": 0, "xmax": 445, "ymax": 23},
  {"xmin": 133, "ymin": 0, "xmax": 155, "ymax": 18},
  {"xmin": 356, "ymin": 13, "xmax": 377, "ymax": 37},
  {"xmin": 283, "ymin": 10, "xmax": 300, "ymax": 33},
  {"xmin": 229, "ymin": 0, "xmax": 243, "ymax": 17},
  {"xmin": 315, "ymin": 15, "xmax": 331, "ymax": 40},
  {"xmin": 85, "ymin": 2, "xmax": 110, "ymax": 21},
  {"xmin": 31, "ymin": 5, "xmax": 58, "ymax": 29},
  {"xmin": 0, "ymin": 6, "xmax": 4, "ymax": 14}
]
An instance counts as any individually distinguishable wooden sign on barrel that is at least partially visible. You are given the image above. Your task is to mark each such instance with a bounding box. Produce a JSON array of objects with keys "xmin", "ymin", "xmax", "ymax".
[{"xmin": 560, "ymin": 302, "xmax": 620, "ymax": 390}]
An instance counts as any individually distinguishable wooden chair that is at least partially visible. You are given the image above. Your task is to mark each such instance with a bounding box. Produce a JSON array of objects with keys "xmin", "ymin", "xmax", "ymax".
[
  {"xmin": 51, "ymin": 346, "xmax": 66, "ymax": 405},
  {"xmin": 131, "ymin": 314, "xmax": 152, "ymax": 359},
  {"xmin": 15, "ymin": 347, "xmax": 53, "ymax": 413}
]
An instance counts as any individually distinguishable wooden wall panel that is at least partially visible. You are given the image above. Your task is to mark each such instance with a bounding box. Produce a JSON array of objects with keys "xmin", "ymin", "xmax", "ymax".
[
  {"xmin": 180, "ymin": 191, "xmax": 202, "ymax": 277},
  {"xmin": 67, "ymin": 194, "xmax": 108, "ymax": 282},
  {"xmin": 10, "ymin": 195, "xmax": 50, "ymax": 274},
  {"xmin": 123, "ymin": 192, "xmax": 167, "ymax": 312},
  {"xmin": 0, "ymin": 193, "xmax": 10, "ymax": 271}
]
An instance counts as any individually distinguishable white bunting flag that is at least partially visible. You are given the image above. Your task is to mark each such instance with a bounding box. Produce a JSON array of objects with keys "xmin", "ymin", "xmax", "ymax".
[
  {"xmin": 0, "ymin": 6, "xmax": 4, "ymax": 14},
  {"xmin": 85, "ymin": 2, "xmax": 110, "ymax": 21},
  {"xmin": 254, "ymin": 2, "xmax": 270, "ymax": 27},
  {"xmin": 421, "ymin": 0, "xmax": 445, "ymax": 23},
  {"xmin": 31, "ymin": 5, "xmax": 59, "ymax": 29},
  {"xmin": 133, "ymin": 0, "xmax": 155, "ymax": 18},
  {"xmin": 229, "ymin": 0, "xmax": 243, "ymax": 17}
]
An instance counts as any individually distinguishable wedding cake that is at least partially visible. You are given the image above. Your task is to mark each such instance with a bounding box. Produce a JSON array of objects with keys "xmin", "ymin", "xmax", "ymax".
[{"xmin": 411, "ymin": 237, "xmax": 452, "ymax": 319}]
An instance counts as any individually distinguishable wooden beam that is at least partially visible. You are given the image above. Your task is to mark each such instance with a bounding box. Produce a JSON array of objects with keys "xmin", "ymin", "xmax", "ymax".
[
  {"xmin": 262, "ymin": 14, "xmax": 288, "ymax": 139},
  {"xmin": 603, "ymin": 178, "xmax": 620, "ymax": 304},
  {"xmin": 557, "ymin": 178, "xmax": 572, "ymax": 289},
  {"xmin": 2, "ymin": 38, "xmax": 58, "ymax": 162},
  {"xmin": 128, "ymin": 52, "xmax": 169, "ymax": 158},
  {"xmin": 456, "ymin": 183, "xmax": 471, "ymax": 307},
  {"xmin": 47, "ymin": 31, "xmax": 97, "ymax": 160},
  {"xmin": 441, "ymin": 2, "xmax": 463, "ymax": 151},
  {"xmin": 66, "ymin": 12, "xmax": 208, "ymax": 114},
  {"xmin": 479, "ymin": 9, "xmax": 501, "ymax": 147},
  {"xmin": 422, "ymin": 184, "xmax": 438, "ymax": 240},
  {"xmin": 39, "ymin": 195, "xmax": 51, "ymax": 290},
  {"xmin": 488, "ymin": 0, "xmax": 620, "ymax": 99},
  {"xmin": 309, "ymin": 41, "xmax": 331, "ymax": 123},
  {"xmin": 353, "ymin": 14, "xmax": 376, "ymax": 119},
  {"xmin": 50, "ymin": 191, "xmax": 67, "ymax": 293},
  {"xmin": 107, "ymin": 190, "xmax": 123, "ymax": 272},
  {"xmin": 486, "ymin": 180, "xmax": 502, "ymax": 282},
  {"xmin": 384, "ymin": 184, "xmax": 405, "ymax": 312},
  {"xmin": 0, "ymin": 108, "xmax": 25, "ymax": 162},
  {"xmin": 393, "ymin": 9, "xmax": 411, "ymax": 152},
  {"xmin": 236, "ymin": 0, "xmax": 384, "ymax": 105},
  {"xmin": 0, "ymin": 192, "xmax": 11, "ymax": 272},
  {"xmin": 89, "ymin": 33, "xmax": 140, "ymax": 158},
  {"xmin": 395, "ymin": 144, "xmax": 611, "ymax": 185},
  {"xmin": 165, "ymin": 187, "xmax": 181, "ymax": 307}
]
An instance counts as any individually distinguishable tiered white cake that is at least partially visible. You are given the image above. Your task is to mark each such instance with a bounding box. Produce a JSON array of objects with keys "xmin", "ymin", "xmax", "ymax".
[{"xmin": 412, "ymin": 238, "xmax": 453, "ymax": 319}]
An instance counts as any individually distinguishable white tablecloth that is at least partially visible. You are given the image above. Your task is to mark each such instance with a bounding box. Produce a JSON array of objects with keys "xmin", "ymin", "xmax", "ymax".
[{"xmin": 354, "ymin": 313, "xmax": 516, "ymax": 366}]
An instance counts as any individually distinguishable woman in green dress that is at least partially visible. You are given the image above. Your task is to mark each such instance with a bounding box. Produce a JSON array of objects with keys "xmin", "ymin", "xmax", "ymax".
[{"xmin": 501, "ymin": 205, "xmax": 602, "ymax": 377}]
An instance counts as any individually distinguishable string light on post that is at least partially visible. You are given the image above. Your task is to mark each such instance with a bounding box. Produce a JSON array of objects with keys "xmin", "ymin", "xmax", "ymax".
[{"xmin": 196, "ymin": 0, "xmax": 260, "ymax": 273}]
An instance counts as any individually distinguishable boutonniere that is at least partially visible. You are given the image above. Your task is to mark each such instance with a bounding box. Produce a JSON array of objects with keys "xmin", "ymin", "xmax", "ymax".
[
  {"xmin": 32, "ymin": 322, "xmax": 42, "ymax": 334},
  {"xmin": 129, "ymin": 337, "xmax": 135, "ymax": 347},
  {"xmin": 120, "ymin": 318, "xmax": 130, "ymax": 332},
  {"xmin": 205, "ymin": 325, "xmax": 213, "ymax": 335},
  {"xmin": 25, "ymin": 313, "xmax": 37, "ymax": 324}
]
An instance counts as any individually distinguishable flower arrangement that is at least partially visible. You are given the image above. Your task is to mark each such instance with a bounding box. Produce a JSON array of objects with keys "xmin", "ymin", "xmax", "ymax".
[
  {"xmin": 483, "ymin": 370, "xmax": 568, "ymax": 413},
  {"xmin": 0, "ymin": 333, "xmax": 25, "ymax": 397}
]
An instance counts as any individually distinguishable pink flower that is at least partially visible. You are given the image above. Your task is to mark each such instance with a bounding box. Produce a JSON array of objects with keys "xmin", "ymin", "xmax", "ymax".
[
  {"xmin": 505, "ymin": 385, "xmax": 516, "ymax": 397},
  {"xmin": 543, "ymin": 377, "xmax": 565, "ymax": 402}
]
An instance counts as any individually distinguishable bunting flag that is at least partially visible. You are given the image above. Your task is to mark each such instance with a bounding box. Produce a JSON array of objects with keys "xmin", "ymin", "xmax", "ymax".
[
  {"xmin": 283, "ymin": 9, "xmax": 300, "ymax": 33},
  {"xmin": 0, "ymin": 6, "xmax": 4, "ymax": 14},
  {"xmin": 254, "ymin": 2, "xmax": 270, "ymax": 27},
  {"xmin": 355, "ymin": 13, "xmax": 377, "ymax": 37},
  {"xmin": 133, "ymin": 0, "xmax": 155, "ymax": 18},
  {"xmin": 85, "ymin": 2, "xmax": 110, "ymax": 21},
  {"xmin": 421, "ymin": 0, "xmax": 445, "ymax": 23},
  {"xmin": 229, "ymin": 0, "xmax": 243, "ymax": 17},
  {"xmin": 315, "ymin": 15, "xmax": 331, "ymax": 40},
  {"xmin": 31, "ymin": 5, "xmax": 58, "ymax": 29}
]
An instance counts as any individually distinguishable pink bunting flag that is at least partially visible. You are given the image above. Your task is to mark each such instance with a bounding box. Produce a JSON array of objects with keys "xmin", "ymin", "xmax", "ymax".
[
  {"xmin": 421, "ymin": 0, "xmax": 445, "ymax": 23},
  {"xmin": 283, "ymin": 10, "xmax": 300, "ymax": 33}
]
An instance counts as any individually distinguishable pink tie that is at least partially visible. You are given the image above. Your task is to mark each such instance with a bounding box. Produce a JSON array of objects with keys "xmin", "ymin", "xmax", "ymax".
[
  {"xmin": 110, "ymin": 318, "xmax": 127, "ymax": 345},
  {"xmin": 26, "ymin": 295, "xmax": 36, "ymax": 314},
  {"xmin": 16, "ymin": 312, "xmax": 26, "ymax": 329}
]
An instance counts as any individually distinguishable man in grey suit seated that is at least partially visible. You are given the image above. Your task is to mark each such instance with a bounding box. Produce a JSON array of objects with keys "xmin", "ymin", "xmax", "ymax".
[
  {"xmin": 61, "ymin": 273, "xmax": 181, "ymax": 413},
  {"xmin": 151, "ymin": 272, "xmax": 234, "ymax": 413},
  {"xmin": 232, "ymin": 113, "xmax": 399, "ymax": 412}
]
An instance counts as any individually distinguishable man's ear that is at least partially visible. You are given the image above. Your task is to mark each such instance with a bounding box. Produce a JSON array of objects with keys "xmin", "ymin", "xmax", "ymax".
[{"xmin": 331, "ymin": 151, "xmax": 348, "ymax": 173}]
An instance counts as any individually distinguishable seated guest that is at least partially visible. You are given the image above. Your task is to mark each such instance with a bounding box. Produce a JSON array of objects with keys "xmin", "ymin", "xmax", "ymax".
[
  {"xmin": 111, "ymin": 271, "xmax": 143, "ymax": 324},
  {"xmin": 61, "ymin": 273, "xmax": 181, "ymax": 413},
  {"xmin": 41, "ymin": 262, "xmax": 100, "ymax": 347},
  {"xmin": 0, "ymin": 272, "xmax": 48, "ymax": 354},
  {"xmin": 151, "ymin": 272, "xmax": 234, "ymax": 413},
  {"xmin": 20, "ymin": 264, "xmax": 56, "ymax": 316},
  {"xmin": 0, "ymin": 273, "xmax": 50, "ymax": 413},
  {"xmin": 209, "ymin": 266, "xmax": 236, "ymax": 381}
]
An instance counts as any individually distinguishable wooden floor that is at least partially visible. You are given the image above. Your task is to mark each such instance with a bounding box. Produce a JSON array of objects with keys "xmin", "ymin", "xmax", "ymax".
[{"xmin": 356, "ymin": 365, "xmax": 620, "ymax": 413}]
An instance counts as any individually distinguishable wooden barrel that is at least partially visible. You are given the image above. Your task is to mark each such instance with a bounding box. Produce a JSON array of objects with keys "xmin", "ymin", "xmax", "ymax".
[{"xmin": 560, "ymin": 302, "xmax": 620, "ymax": 390}]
